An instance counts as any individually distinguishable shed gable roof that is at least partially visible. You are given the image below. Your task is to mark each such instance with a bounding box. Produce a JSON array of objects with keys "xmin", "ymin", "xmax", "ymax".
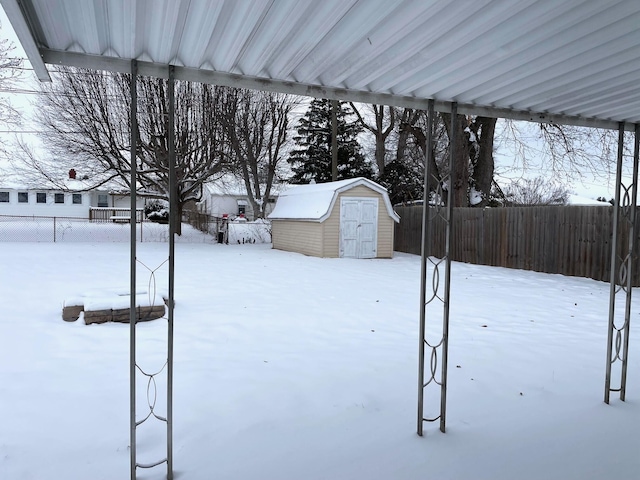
[{"xmin": 268, "ymin": 177, "xmax": 400, "ymax": 223}]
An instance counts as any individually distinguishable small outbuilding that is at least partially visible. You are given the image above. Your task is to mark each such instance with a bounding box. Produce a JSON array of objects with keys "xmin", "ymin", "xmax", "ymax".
[{"xmin": 268, "ymin": 177, "xmax": 400, "ymax": 258}]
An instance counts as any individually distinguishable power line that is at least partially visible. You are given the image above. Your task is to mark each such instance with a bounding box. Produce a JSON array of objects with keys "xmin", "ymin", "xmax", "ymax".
[{"xmin": 0, "ymin": 130, "xmax": 43, "ymax": 133}]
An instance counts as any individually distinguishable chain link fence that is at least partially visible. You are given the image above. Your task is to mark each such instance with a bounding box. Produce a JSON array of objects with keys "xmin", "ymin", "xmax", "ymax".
[
  {"xmin": 0, "ymin": 215, "xmax": 196, "ymax": 243},
  {"xmin": 0, "ymin": 214, "xmax": 272, "ymax": 244},
  {"xmin": 183, "ymin": 211, "xmax": 272, "ymax": 244}
]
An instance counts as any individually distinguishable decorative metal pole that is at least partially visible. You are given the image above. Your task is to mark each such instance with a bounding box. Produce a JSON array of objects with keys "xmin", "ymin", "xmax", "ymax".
[
  {"xmin": 167, "ymin": 64, "xmax": 176, "ymax": 480},
  {"xmin": 331, "ymin": 99, "xmax": 338, "ymax": 182},
  {"xmin": 440, "ymin": 103, "xmax": 455, "ymax": 432},
  {"xmin": 417, "ymin": 101, "xmax": 455, "ymax": 434},
  {"xmin": 605, "ymin": 122, "xmax": 638, "ymax": 403},
  {"xmin": 129, "ymin": 63, "xmax": 175, "ymax": 480},
  {"xmin": 417, "ymin": 99, "xmax": 434, "ymax": 436},
  {"xmin": 129, "ymin": 58, "xmax": 138, "ymax": 480}
]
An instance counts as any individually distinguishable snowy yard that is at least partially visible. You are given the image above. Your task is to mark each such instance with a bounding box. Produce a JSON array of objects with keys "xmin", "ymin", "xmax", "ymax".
[{"xmin": 1, "ymin": 228, "xmax": 639, "ymax": 479}]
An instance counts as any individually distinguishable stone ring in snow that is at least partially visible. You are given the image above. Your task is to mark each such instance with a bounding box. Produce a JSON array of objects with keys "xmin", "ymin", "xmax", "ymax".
[{"xmin": 62, "ymin": 288, "xmax": 167, "ymax": 325}]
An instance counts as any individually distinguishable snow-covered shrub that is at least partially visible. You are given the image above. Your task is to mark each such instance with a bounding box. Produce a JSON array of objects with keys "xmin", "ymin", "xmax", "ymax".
[{"xmin": 145, "ymin": 200, "xmax": 169, "ymax": 223}]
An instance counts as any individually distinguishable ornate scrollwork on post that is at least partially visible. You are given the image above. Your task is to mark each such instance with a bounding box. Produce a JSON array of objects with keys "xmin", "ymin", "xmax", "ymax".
[
  {"xmin": 605, "ymin": 123, "xmax": 639, "ymax": 403},
  {"xmin": 129, "ymin": 63, "xmax": 175, "ymax": 480},
  {"xmin": 418, "ymin": 101, "xmax": 455, "ymax": 435}
]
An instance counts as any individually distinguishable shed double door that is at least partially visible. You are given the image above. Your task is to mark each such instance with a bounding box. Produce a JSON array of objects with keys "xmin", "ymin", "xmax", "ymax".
[{"xmin": 339, "ymin": 197, "xmax": 378, "ymax": 258}]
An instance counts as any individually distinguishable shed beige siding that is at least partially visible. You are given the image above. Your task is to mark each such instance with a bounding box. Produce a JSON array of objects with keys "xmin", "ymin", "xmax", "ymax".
[
  {"xmin": 322, "ymin": 199, "xmax": 340, "ymax": 257},
  {"xmin": 272, "ymin": 219, "xmax": 323, "ymax": 257},
  {"xmin": 376, "ymin": 211, "xmax": 395, "ymax": 258}
]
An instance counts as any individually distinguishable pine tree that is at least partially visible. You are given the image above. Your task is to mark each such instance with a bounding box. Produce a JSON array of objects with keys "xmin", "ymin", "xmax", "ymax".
[
  {"xmin": 377, "ymin": 158, "xmax": 424, "ymax": 205},
  {"xmin": 287, "ymin": 99, "xmax": 373, "ymax": 183}
]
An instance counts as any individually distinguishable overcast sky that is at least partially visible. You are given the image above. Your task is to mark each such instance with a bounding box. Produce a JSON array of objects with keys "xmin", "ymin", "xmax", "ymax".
[{"xmin": 0, "ymin": 6, "xmax": 43, "ymax": 169}]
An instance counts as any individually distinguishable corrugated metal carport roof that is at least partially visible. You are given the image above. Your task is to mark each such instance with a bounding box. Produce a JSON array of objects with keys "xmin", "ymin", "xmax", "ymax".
[{"xmin": 3, "ymin": 0, "xmax": 640, "ymax": 130}]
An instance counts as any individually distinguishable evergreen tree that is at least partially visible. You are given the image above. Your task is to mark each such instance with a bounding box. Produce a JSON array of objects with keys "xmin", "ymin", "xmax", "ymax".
[
  {"xmin": 287, "ymin": 99, "xmax": 373, "ymax": 183},
  {"xmin": 377, "ymin": 158, "xmax": 424, "ymax": 205}
]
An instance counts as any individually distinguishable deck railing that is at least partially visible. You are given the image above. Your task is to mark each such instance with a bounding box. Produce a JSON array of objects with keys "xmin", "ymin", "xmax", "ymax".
[{"xmin": 89, "ymin": 207, "xmax": 144, "ymax": 223}]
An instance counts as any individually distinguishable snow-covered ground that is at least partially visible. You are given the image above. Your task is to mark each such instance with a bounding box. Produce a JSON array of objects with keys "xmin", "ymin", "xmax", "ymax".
[{"xmin": 1, "ymin": 226, "xmax": 639, "ymax": 480}]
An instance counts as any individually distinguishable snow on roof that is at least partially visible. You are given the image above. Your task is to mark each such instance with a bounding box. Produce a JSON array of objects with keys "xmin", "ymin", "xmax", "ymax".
[
  {"xmin": 0, "ymin": 163, "xmax": 130, "ymax": 192},
  {"xmin": 203, "ymin": 174, "xmax": 285, "ymax": 197},
  {"xmin": 0, "ymin": 177, "xmax": 95, "ymax": 191},
  {"xmin": 567, "ymin": 194, "xmax": 612, "ymax": 206},
  {"xmin": 268, "ymin": 177, "xmax": 400, "ymax": 223}
]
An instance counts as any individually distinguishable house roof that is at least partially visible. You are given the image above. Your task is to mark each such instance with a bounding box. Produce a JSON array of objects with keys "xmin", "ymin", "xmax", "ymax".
[
  {"xmin": 0, "ymin": 164, "xmax": 135, "ymax": 193},
  {"xmin": 2, "ymin": 0, "xmax": 640, "ymax": 132},
  {"xmin": 203, "ymin": 174, "xmax": 285, "ymax": 197},
  {"xmin": 0, "ymin": 174, "xmax": 130, "ymax": 193},
  {"xmin": 268, "ymin": 177, "xmax": 400, "ymax": 223}
]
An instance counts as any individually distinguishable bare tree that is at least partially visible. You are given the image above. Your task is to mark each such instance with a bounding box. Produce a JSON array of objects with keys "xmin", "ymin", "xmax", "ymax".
[
  {"xmin": 349, "ymin": 103, "xmax": 395, "ymax": 174},
  {"xmin": 354, "ymin": 103, "xmax": 617, "ymax": 209},
  {"xmin": 0, "ymin": 26, "xmax": 23, "ymax": 158},
  {"xmin": 496, "ymin": 120, "xmax": 623, "ymax": 184},
  {"xmin": 504, "ymin": 176, "xmax": 571, "ymax": 206},
  {"xmin": 28, "ymin": 67, "xmax": 230, "ymax": 234},
  {"xmin": 394, "ymin": 108, "xmax": 446, "ymax": 200},
  {"xmin": 218, "ymin": 88, "xmax": 297, "ymax": 218}
]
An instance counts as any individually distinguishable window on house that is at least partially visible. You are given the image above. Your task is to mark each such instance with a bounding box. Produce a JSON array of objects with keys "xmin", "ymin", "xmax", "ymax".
[
  {"xmin": 54, "ymin": 193, "xmax": 65, "ymax": 204},
  {"xmin": 18, "ymin": 192, "xmax": 28, "ymax": 203},
  {"xmin": 72, "ymin": 193, "xmax": 82, "ymax": 204},
  {"xmin": 237, "ymin": 199, "xmax": 248, "ymax": 216},
  {"xmin": 0, "ymin": 191, "xmax": 9, "ymax": 203},
  {"xmin": 36, "ymin": 193, "xmax": 46, "ymax": 204},
  {"xmin": 97, "ymin": 194, "xmax": 108, "ymax": 207}
]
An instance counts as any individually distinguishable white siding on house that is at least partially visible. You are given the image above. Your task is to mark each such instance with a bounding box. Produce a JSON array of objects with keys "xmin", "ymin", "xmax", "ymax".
[
  {"xmin": 110, "ymin": 195, "xmax": 144, "ymax": 209},
  {"xmin": 0, "ymin": 188, "xmax": 146, "ymax": 218},
  {"xmin": 200, "ymin": 193, "xmax": 277, "ymax": 220},
  {"xmin": 0, "ymin": 189, "xmax": 91, "ymax": 218},
  {"xmin": 205, "ymin": 195, "xmax": 240, "ymax": 217},
  {"xmin": 88, "ymin": 193, "xmax": 145, "ymax": 209}
]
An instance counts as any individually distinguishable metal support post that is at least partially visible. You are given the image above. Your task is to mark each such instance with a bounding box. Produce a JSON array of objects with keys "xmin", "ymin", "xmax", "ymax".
[
  {"xmin": 605, "ymin": 122, "xmax": 638, "ymax": 403},
  {"xmin": 167, "ymin": 64, "xmax": 176, "ymax": 480},
  {"xmin": 130, "ymin": 63, "xmax": 174, "ymax": 479},
  {"xmin": 331, "ymin": 99, "xmax": 338, "ymax": 182},
  {"xmin": 129, "ymin": 59, "xmax": 138, "ymax": 480},
  {"xmin": 417, "ymin": 100, "xmax": 454, "ymax": 435}
]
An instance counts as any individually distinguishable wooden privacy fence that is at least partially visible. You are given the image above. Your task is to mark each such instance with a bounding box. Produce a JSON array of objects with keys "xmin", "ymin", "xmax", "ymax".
[{"xmin": 394, "ymin": 205, "xmax": 640, "ymax": 285}]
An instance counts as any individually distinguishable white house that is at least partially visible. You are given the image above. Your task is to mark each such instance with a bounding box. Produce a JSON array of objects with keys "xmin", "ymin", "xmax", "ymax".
[
  {"xmin": 198, "ymin": 175, "xmax": 282, "ymax": 221},
  {"xmin": 0, "ymin": 172, "xmax": 145, "ymax": 219}
]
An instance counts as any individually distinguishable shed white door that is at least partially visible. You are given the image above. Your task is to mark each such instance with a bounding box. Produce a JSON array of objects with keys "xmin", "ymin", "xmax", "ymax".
[{"xmin": 339, "ymin": 197, "xmax": 378, "ymax": 258}]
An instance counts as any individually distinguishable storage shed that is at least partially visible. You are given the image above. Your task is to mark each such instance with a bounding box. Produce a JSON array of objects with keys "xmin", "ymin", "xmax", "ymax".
[{"xmin": 269, "ymin": 178, "xmax": 400, "ymax": 259}]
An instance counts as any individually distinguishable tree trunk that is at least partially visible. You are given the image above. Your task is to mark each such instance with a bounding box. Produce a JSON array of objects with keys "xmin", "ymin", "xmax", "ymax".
[
  {"xmin": 374, "ymin": 131, "xmax": 386, "ymax": 173},
  {"xmin": 441, "ymin": 112, "xmax": 470, "ymax": 207},
  {"xmin": 174, "ymin": 203, "xmax": 183, "ymax": 236},
  {"xmin": 471, "ymin": 117, "xmax": 497, "ymax": 207},
  {"xmin": 403, "ymin": 117, "xmax": 440, "ymax": 196},
  {"xmin": 350, "ymin": 103, "xmax": 394, "ymax": 175}
]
